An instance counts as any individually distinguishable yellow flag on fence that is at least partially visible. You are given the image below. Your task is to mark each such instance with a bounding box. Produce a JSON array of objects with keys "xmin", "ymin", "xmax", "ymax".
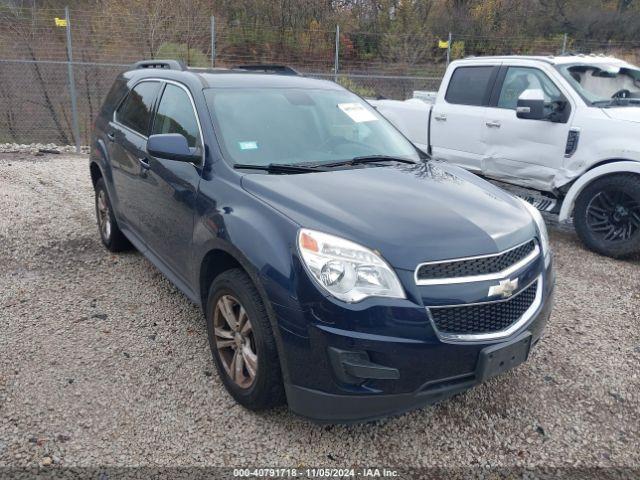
[
  {"xmin": 54, "ymin": 17, "xmax": 67, "ymax": 27},
  {"xmin": 438, "ymin": 39, "xmax": 449, "ymax": 49}
]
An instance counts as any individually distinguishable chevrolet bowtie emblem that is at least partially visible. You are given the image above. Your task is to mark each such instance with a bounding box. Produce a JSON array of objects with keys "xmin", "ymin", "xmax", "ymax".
[{"xmin": 488, "ymin": 278, "xmax": 519, "ymax": 298}]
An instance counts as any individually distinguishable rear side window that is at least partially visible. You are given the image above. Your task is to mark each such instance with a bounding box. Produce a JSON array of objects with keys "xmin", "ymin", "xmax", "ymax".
[
  {"xmin": 152, "ymin": 83, "xmax": 200, "ymax": 148},
  {"xmin": 445, "ymin": 66, "xmax": 495, "ymax": 106},
  {"xmin": 116, "ymin": 81, "xmax": 160, "ymax": 135}
]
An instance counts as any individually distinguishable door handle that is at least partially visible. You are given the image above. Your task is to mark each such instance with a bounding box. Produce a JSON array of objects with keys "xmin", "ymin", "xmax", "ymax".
[
  {"xmin": 106, "ymin": 132, "xmax": 116, "ymax": 141},
  {"xmin": 485, "ymin": 120, "xmax": 501, "ymax": 128},
  {"xmin": 434, "ymin": 114, "xmax": 447, "ymax": 121},
  {"xmin": 138, "ymin": 156, "xmax": 151, "ymax": 170}
]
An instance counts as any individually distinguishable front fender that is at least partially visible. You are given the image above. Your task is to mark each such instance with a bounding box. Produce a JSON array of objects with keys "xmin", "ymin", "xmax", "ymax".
[
  {"xmin": 559, "ymin": 160, "xmax": 640, "ymax": 222},
  {"xmin": 192, "ymin": 181, "xmax": 300, "ymax": 309}
]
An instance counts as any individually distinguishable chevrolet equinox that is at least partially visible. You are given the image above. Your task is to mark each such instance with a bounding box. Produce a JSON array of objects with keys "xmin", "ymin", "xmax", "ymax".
[{"xmin": 89, "ymin": 60, "xmax": 555, "ymax": 423}]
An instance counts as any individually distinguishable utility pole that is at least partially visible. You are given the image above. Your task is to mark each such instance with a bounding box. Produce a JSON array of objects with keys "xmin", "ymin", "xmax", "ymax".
[
  {"xmin": 446, "ymin": 32, "xmax": 452, "ymax": 66},
  {"xmin": 64, "ymin": 6, "xmax": 80, "ymax": 153},
  {"xmin": 210, "ymin": 16, "xmax": 216, "ymax": 68},
  {"xmin": 562, "ymin": 33, "xmax": 568, "ymax": 55},
  {"xmin": 334, "ymin": 25, "xmax": 340, "ymax": 82}
]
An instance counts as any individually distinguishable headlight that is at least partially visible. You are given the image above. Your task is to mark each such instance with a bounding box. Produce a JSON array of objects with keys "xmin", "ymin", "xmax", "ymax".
[
  {"xmin": 297, "ymin": 229, "xmax": 405, "ymax": 303},
  {"xmin": 518, "ymin": 198, "xmax": 551, "ymax": 265}
]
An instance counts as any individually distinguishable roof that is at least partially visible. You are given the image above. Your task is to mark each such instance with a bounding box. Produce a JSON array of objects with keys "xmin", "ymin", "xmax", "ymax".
[
  {"xmin": 458, "ymin": 54, "xmax": 637, "ymax": 67},
  {"xmin": 125, "ymin": 60, "xmax": 341, "ymax": 90}
]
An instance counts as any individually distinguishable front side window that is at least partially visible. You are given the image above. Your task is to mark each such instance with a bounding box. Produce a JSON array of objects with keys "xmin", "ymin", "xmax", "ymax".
[
  {"xmin": 497, "ymin": 67, "xmax": 564, "ymax": 110},
  {"xmin": 445, "ymin": 66, "xmax": 495, "ymax": 106},
  {"xmin": 116, "ymin": 81, "xmax": 159, "ymax": 135},
  {"xmin": 557, "ymin": 63, "xmax": 640, "ymax": 106},
  {"xmin": 203, "ymin": 87, "xmax": 419, "ymax": 167},
  {"xmin": 152, "ymin": 83, "xmax": 200, "ymax": 148}
]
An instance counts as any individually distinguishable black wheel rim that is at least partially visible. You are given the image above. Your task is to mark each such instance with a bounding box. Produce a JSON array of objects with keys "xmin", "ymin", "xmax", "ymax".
[{"xmin": 586, "ymin": 189, "xmax": 640, "ymax": 243}]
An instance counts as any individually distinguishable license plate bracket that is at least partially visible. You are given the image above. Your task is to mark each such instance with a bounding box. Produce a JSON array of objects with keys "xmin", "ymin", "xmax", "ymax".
[{"xmin": 476, "ymin": 332, "xmax": 532, "ymax": 382}]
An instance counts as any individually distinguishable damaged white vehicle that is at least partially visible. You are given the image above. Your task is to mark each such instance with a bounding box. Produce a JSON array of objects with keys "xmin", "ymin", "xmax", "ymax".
[{"xmin": 371, "ymin": 55, "xmax": 640, "ymax": 258}]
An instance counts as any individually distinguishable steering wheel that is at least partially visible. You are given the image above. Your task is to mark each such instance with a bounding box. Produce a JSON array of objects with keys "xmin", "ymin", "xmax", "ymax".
[{"xmin": 612, "ymin": 89, "xmax": 632, "ymax": 99}]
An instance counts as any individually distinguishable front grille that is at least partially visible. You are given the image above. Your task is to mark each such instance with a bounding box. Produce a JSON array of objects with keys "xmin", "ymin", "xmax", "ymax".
[
  {"xmin": 429, "ymin": 281, "xmax": 538, "ymax": 335},
  {"xmin": 416, "ymin": 240, "xmax": 536, "ymax": 281}
]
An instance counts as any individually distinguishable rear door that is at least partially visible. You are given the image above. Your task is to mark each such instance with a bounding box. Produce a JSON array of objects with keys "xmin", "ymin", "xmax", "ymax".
[
  {"xmin": 430, "ymin": 64, "xmax": 499, "ymax": 172},
  {"xmin": 141, "ymin": 81, "xmax": 204, "ymax": 282},
  {"xmin": 107, "ymin": 80, "xmax": 161, "ymax": 239},
  {"xmin": 481, "ymin": 64, "xmax": 573, "ymax": 190}
]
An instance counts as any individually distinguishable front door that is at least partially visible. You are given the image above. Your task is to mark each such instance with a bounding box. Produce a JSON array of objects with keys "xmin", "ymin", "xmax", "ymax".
[
  {"xmin": 482, "ymin": 66, "xmax": 572, "ymax": 191},
  {"xmin": 430, "ymin": 65, "xmax": 499, "ymax": 172},
  {"xmin": 141, "ymin": 81, "xmax": 204, "ymax": 282}
]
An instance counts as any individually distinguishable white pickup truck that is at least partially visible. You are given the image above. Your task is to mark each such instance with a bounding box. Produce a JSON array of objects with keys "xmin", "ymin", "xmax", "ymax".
[{"xmin": 371, "ymin": 55, "xmax": 640, "ymax": 258}]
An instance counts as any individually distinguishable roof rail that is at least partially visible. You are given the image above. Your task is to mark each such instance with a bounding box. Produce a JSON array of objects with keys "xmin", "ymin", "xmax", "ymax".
[
  {"xmin": 132, "ymin": 59, "xmax": 186, "ymax": 71},
  {"xmin": 234, "ymin": 64, "xmax": 300, "ymax": 76}
]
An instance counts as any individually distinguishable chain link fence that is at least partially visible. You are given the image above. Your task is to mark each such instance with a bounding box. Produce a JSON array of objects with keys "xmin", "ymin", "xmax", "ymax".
[{"xmin": 1, "ymin": 6, "xmax": 640, "ymax": 148}]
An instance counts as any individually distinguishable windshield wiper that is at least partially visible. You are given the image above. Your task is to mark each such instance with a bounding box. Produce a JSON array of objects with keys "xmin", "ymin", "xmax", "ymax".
[
  {"xmin": 318, "ymin": 155, "xmax": 418, "ymax": 168},
  {"xmin": 233, "ymin": 163, "xmax": 326, "ymax": 174}
]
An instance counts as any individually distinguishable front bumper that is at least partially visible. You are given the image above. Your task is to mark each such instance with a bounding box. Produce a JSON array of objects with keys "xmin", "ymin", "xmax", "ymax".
[
  {"xmin": 271, "ymin": 259, "xmax": 555, "ymax": 423},
  {"xmin": 285, "ymin": 296, "xmax": 551, "ymax": 423}
]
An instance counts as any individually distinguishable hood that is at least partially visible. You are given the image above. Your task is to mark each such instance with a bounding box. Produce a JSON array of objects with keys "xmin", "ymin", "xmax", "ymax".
[
  {"xmin": 241, "ymin": 161, "xmax": 536, "ymax": 270},
  {"xmin": 602, "ymin": 107, "xmax": 640, "ymax": 124}
]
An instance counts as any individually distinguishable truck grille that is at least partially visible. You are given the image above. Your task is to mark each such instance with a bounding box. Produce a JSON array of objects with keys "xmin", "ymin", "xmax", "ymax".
[
  {"xmin": 429, "ymin": 280, "xmax": 538, "ymax": 335},
  {"xmin": 416, "ymin": 240, "xmax": 536, "ymax": 281}
]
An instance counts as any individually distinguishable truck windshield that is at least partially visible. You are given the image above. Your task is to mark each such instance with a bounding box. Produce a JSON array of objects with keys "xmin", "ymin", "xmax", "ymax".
[
  {"xmin": 203, "ymin": 87, "xmax": 420, "ymax": 167},
  {"xmin": 557, "ymin": 63, "xmax": 640, "ymax": 106}
]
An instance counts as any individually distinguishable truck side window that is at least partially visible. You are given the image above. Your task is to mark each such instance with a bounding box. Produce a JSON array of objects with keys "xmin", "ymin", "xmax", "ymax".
[
  {"xmin": 115, "ymin": 81, "xmax": 159, "ymax": 136},
  {"xmin": 152, "ymin": 83, "xmax": 201, "ymax": 148},
  {"xmin": 445, "ymin": 66, "xmax": 495, "ymax": 106},
  {"xmin": 498, "ymin": 67, "xmax": 563, "ymax": 109}
]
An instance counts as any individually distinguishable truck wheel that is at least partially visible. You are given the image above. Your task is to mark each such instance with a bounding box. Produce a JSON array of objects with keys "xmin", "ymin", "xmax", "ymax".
[
  {"xmin": 205, "ymin": 269, "xmax": 286, "ymax": 411},
  {"xmin": 94, "ymin": 178, "xmax": 132, "ymax": 252},
  {"xmin": 574, "ymin": 174, "xmax": 640, "ymax": 258}
]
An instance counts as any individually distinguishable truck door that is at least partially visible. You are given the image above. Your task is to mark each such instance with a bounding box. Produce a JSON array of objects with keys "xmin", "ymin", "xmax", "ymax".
[
  {"xmin": 481, "ymin": 66, "xmax": 572, "ymax": 191},
  {"xmin": 430, "ymin": 65, "xmax": 499, "ymax": 172}
]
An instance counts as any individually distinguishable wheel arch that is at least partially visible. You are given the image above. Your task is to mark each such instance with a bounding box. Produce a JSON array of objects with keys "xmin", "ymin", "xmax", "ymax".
[
  {"xmin": 199, "ymin": 247, "xmax": 247, "ymax": 308},
  {"xmin": 558, "ymin": 160, "xmax": 640, "ymax": 222},
  {"xmin": 89, "ymin": 160, "xmax": 103, "ymax": 187}
]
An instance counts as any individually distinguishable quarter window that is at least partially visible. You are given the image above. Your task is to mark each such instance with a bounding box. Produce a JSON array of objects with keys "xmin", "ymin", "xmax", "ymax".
[
  {"xmin": 498, "ymin": 67, "xmax": 563, "ymax": 109},
  {"xmin": 445, "ymin": 66, "xmax": 495, "ymax": 106},
  {"xmin": 116, "ymin": 81, "xmax": 159, "ymax": 135},
  {"xmin": 152, "ymin": 83, "xmax": 200, "ymax": 148}
]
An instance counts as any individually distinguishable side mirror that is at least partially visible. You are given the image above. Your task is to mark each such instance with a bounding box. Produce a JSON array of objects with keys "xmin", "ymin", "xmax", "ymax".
[
  {"xmin": 516, "ymin": 89, "xmax": 546, "ymax": 120},
  {"xmin": 147, "ymin": 134, "xmax": 200, "ymax": 163}
]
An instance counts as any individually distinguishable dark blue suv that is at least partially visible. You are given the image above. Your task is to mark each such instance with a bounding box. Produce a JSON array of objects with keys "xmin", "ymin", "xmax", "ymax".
[{"xmin": 90, "ymin": 60, "xmax": 555, "ymax": 423}]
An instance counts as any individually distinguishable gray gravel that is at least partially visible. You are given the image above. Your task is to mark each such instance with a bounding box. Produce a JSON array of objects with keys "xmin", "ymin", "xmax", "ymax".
[{"xmin": 1, "ymin": 152, "xmax": 639, "ymax": 469}]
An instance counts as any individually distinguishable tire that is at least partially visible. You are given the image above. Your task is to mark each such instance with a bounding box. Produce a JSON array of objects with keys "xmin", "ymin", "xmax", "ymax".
[
  {"xmin": 94, "ymin": 177, "xmax": 132, "ymax": 252},
  {"xmin": 574, "ymin": 173, "xmax": 640, "ymax": 258},
  {"xmin": 205, "ymin": 269, "xmax": 285, "ymax": 410}
]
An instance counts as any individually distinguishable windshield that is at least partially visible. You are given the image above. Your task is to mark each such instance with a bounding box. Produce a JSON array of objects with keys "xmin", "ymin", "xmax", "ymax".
[
  {"xmin": 203, "ymin": 87, "xmax": 420, "ymax": 167},
  {"xmin": 557, "ymin": 63, "xmax": 640, "ymax": 106}
]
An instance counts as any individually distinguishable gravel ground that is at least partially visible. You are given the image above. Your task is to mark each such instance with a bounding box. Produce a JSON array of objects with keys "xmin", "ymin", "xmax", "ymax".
[{"xmin": 1, "ymin": 152, "xmax": 639, "ymax": 471}]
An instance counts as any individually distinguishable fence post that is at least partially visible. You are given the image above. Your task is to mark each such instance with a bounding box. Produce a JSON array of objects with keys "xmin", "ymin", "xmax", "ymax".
[
  {"xmin": 446, "ymin": 32, "xmax": 452, "ymax": 66},
  {"xmin": 64, "ymin": 6, "xmax": 80, "ymax": 153},
  {"xmin": 561, "ymin": 33, "xmax": 567, "ymax": 55},
  {"xmin": 334, "ymin": 25, "xmax": 340, "ymax": 82},
  {"xmin": 210, "ymin": 16, "xmax": 216, "ymax": 68}
]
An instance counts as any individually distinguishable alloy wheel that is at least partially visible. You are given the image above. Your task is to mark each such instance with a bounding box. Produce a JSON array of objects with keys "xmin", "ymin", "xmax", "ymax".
[
  {"xmin": 586, "ymin": 189, "xmax": 640, "ymax": 242},
  {"xmin": 97, "ymin": 189, "xmax": 112, "ymax": 241},
  {"xmin": 213, "ymin": 294, "xmax": 258, "ymax": 389}
]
